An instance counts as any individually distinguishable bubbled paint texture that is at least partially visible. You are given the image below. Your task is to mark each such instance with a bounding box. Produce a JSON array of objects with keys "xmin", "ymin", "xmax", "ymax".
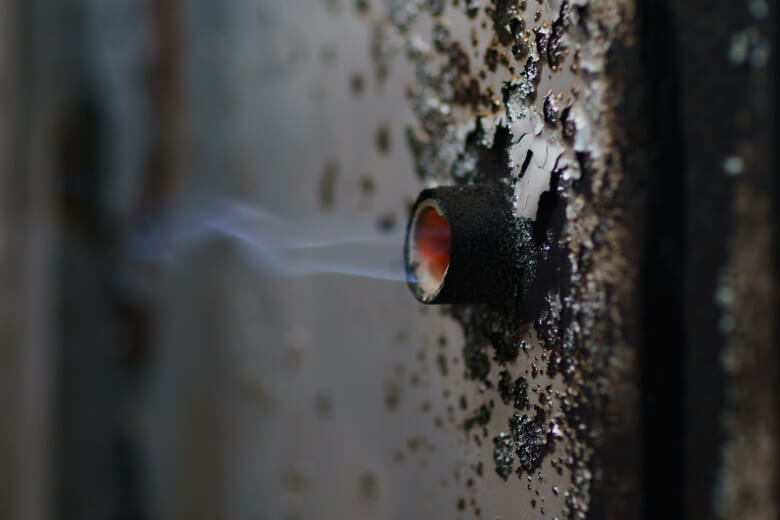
[{"xmin": 369, "ymin": 0, "xmax": 638, "ymax": 517}]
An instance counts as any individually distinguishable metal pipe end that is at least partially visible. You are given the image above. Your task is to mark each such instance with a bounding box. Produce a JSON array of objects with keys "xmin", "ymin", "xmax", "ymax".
[
  {"xmin": 406, "ymin": 199, "xmax": 451, "ymax": 302},
  {"xmin": 404, "ymin": 185, "xmax": 515, "ymax": 304}
]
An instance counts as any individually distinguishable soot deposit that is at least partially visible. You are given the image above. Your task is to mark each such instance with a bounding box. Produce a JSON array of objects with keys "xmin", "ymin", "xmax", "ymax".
[{"xmin": 368, "ymin": 0, "xmax": 639, "ymax": 517}]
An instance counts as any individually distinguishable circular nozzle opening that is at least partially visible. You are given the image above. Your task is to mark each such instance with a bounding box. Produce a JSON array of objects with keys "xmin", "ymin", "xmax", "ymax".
[{"xmin": 407, "ymin": 201, "xmax": 451, "ymax": 299}]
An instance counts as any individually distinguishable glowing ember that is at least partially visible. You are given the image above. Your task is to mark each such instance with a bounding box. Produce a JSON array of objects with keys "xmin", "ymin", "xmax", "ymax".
[{"xmin": 414, "ymin": 208, "xmax": 451, "ymax": 283}]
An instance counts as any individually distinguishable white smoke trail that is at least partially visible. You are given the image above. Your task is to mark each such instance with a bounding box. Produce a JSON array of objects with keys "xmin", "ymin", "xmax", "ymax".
[{"xmin": 126, "ymin": 199, "xmax": 418, "ymax": 283}]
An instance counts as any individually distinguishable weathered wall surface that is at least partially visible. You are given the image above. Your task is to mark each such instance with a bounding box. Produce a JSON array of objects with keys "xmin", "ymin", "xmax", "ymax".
[
  {"xmin": 145, "ymin": 1, "xmax": 649, "ymax": 518},
  {"xmin": 0, "ymin": 1, "xmax": 776, "ymax": 519}
]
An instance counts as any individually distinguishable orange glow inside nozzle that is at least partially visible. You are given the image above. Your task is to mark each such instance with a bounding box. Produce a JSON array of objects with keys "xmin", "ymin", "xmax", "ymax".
[{"xmin": 414, "ymin": 208, "xmax": 451, "ymax": 284}]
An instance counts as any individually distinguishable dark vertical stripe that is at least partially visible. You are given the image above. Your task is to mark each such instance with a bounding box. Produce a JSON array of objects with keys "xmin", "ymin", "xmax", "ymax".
[{"xmin": 636, "ymin": 1, "xmax": 686, "ymax": 519}]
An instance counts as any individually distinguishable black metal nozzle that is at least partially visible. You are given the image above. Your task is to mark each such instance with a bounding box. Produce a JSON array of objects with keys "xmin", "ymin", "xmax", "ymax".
[{"xmin": 404, "ymin": 184, "xmax": 516, "ymax": 304}]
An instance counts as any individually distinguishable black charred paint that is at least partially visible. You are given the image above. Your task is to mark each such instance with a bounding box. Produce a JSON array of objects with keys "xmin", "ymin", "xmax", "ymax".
[
  {"xmin": 432, "ymin": 20, "xmax": 451, "ymax": 53},
  {"xmin": 464, "ymin": 0, "xmax": 479, "ymax": 18},
  {"xmin": 477, "ymin": 124, "xmax": 513, "ymax": 182},
  {"xmin": 560, "ymin": 105, "xmax": 575, "ymax": 142},
  {"xmin": 498, "ymin": 370, "xmax": 529, "ymax": 409},
  {"xmin": 437, "ymin": 157, "xmax": 567, "ymax": 382},
  {"xmin": 498, "ymin": 370, "xmax": 513, "ymax": 403},
  {"xmin": 462, "ymin": 339, "xmax": 491, "ymax": 383},
  {"xmin": 547, "ymin": 1, "xmax": 569, "ymax": 70},
  {"xmin": 375, "ymin": 123, "xmax": 391, "ymax": 154},
  {"xmin": 534, "ymin": 24, "xmax": 551, "ymax": 61},
  {"xmin": 429, "ymin": 0, "xmax": 445, "ymax": 17},
  {"xmin": 532, "ymin": 162, "xmax": 562, "ymax": 245},
  {"xmin": 492, "ymin": 432, "xmax": 515, "ymax": 480},
  {"xmin": 436, "ymin": 352, "xmax": 449, "ymax": 376},
  {"xmin": 451, "ymin": 117, "xmax": 513, "ymax": 184},
  {"xmin": 489, "ymin": 327, "xmax": 520, "ymax": 363},
  {"xmin": 573, "ymin": 151, "xmax": 596, "ymax": 200},
  {"xmin": 509, "ymin": 408, "xmax": 553, "ymax": 477},
  {"xmin": 520, "ymin": 149, "xmax": 534, "ymax": 176},
  {"xmin": 502, "ymin": 56, "xmax": 541, "ymax": 101},
  {"xmin": 487, "ymin": 0, "xmax": 525, "ymax": 47},
  {"xmin": 463, "ymin": 403, "xmax": 492, "ymax": 431},
  {"xmin": 448, "ymin": 41, "xmax": 471, "ymax": 76},
  {"xmin": 543, "ymin": 93, "xmax": 560, "ymax": 126}
]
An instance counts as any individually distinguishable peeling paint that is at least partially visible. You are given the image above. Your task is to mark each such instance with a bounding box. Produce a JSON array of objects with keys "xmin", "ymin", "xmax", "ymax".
[{"xmin": 369, "ymin": 0, "xmax": 640, "ymax": 516}]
